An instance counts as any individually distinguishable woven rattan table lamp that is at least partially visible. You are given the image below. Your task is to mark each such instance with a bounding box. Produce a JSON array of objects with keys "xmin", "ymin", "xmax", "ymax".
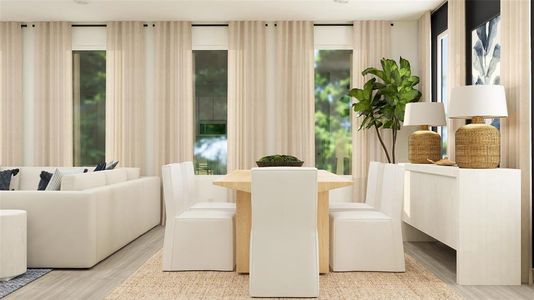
[
  {"xmin": 404, "ymin": 102, "xmax": 446, "ymax": 163},
  {"xmin": 449, "ymin": 85, "xmax": 508, "ymax": 168}
]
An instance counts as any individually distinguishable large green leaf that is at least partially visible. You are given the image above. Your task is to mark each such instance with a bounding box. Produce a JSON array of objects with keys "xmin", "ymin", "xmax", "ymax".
[
  {"xmin": 399, "ymin": 57, "xmax": 410, "ymax": 71},
  {"xmin": 362, "ymin": 68, "xmax": 386, "ymax": 81}
]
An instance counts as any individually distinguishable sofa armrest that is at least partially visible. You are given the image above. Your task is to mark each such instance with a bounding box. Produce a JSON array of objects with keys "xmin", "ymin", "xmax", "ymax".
[
  {"xmin": 83, "ymin": 176, "xmax": 161, "ymax": 261},
  {"xmin": 0, "ymin": 176, "xmax": 161, "ymax": 269},
  {"xmin": 0, "ymin": 191, "xmax": 98, "ymax": 268}
]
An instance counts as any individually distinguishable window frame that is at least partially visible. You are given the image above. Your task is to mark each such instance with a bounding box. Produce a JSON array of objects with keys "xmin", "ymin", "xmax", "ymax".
[
  {"xmin": 436, "ymin": 31, "xmax": 448, "ymax": 105},
  {"xmin": 435, "ymin": 30, "xmax": 449, "ymax": 157},
  {"xmin": 71, "ymin": 27, "xmax": 107, "ymax": 166},
  {"xmin": 313, "ymin": 26, "xmax": 353, "ymax": 176}
]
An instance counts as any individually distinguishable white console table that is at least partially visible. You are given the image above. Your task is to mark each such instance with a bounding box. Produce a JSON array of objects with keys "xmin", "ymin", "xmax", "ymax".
[{"xmin": 402, "ymin": 164, "xmax": 521, "ymax": 285}]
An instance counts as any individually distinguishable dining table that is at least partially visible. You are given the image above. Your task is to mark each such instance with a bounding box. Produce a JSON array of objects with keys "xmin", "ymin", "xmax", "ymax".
[{"xmin": 213, "ymin": 169, "xmax": 353, "ymax": 274}]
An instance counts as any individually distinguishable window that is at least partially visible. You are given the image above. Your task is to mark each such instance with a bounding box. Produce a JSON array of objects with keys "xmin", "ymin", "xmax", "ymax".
[
  {"xmin": 73, "ymin": 51, "xmax": 106, "ymax": 166},
  {"xmin": 437, "ymin": 32, "xmax": 448, "ymax": 157},
  {"xmin": 193, "ymin": 50, "xmax": 228, "ymax": 175},
  {"xmin": 314, "ymin": 50, "xmax": 352, "ymax": 175}
]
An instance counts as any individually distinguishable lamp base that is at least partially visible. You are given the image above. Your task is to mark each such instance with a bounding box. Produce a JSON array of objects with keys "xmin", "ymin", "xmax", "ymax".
[
  {"xmin": 408, "ymin": 130, "xmax": 441, "ymax": 164},
  {"xmin": 455, "ymin": 121, "xmax": 500, "ymax": 169}
]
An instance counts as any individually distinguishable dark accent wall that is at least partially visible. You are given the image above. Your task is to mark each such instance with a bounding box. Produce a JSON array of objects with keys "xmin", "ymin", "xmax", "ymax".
[
  {"xmin": 465, "ymin": 0, "xmax": 500, "ymax": 85},
  {"xmin": 431, "ymin": 2, "xmax": 448, "ymax": 103}
]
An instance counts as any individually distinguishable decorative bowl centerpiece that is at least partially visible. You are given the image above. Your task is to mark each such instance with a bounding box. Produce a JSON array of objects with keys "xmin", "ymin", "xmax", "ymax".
[{"xmin": 256, "ymin": 155, "xmax": 304, "ymax": 167}]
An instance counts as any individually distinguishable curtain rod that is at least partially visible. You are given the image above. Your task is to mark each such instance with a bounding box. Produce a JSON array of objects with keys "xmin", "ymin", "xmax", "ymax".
[
  {"xmin": 314, "ymin": 23, "xmax": 394, "ymax": 27},
  {"xmin": 21, "ymin": 22, "xmax": 394, "ymax": 28},
  {"xmin": 20, "ymin": 23, "xmax": 229, "ymax": 28}
]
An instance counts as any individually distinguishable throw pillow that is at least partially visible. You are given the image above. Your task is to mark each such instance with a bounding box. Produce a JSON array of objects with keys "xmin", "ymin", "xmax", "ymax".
[
  {"xmin": 0, "ymin": 169, "xmax": 19, "ymax": 191},
  {"xmin": 38, "ymin": 171, "xmax": 53, "ymax": 191},
  {"xmin": 94, "ymin": 162, "xmax": 107, "ymax": 172},
  {"xmin": 105, "ymin": 160, "xmax": 119, "ymax": 170},
  {"xmin": 45, "ymin": 169, "xmax": 85, "ymax": 191}
]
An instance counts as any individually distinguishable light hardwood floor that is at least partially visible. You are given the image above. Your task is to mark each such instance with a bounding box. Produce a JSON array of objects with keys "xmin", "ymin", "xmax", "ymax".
[
  {"xmin": 6, "ymin": 226, "xmax": 164, "ymax": 300},
  {"xmin": 6, "ymin": 226, "xmax": 534, "ymax": 300}
]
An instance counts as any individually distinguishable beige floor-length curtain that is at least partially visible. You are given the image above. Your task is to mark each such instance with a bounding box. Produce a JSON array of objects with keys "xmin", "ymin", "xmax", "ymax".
[
  {"xmin": 418, "ymin": 12, "xmax": 431, "ymax": 102},
  {"xmin": 228, "ymin": 21, "xmax": 268, "ymax": 171},
  {"xmin": 34, "ymin": 22, "xmax": 73, "ymax": 166},
  {"xmin": 106, "ymin": 22, "xmax": 146, "ymax": 172},
  {"xmin": 275, "ymin": 21, "xmax": 314, "ymax": 166},
  {"xmin": 153, "ymin": 21, "xmax": 193, "ymax": 175},
  {"xmin": 500, "ymin": 0, "xmax": 532, "ymax": 283},
  {"xmin": 352, "ymin": 21, "xmax": 391, "ymax": 202},
  {"xmin": 447, "ymin": 0, "xmax": 466, "ymax": 161},
  {"xmin": 0, "ymin": 22, "xmax": 23, "ymax": 166}
]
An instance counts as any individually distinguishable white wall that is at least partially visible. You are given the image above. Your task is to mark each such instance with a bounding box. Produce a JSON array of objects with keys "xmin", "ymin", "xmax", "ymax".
[
  {"xmin": 192, "ymin": 26, "xmax": 228, "ymax": 50},
  {"xmin": 314, "ymin": 25, "xmax": 352, "ymax": 49},
  {"xmin": 72, "ymin": 26, "xmax": 106, "ymax": 50}
]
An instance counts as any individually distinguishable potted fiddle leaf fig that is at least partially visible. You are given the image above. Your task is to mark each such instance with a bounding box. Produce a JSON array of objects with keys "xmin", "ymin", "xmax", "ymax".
[{"xmin": 349, "ymin": 57, "xmax": 422, "ymax": 163}]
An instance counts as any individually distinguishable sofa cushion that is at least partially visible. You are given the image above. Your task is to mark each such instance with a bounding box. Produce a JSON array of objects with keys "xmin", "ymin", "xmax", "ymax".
[
  {"xmin": 46, "ymin": 169, "xmax": 86, "ymax": 191},
  {"xmin": 17, "ymin": 167, "xmax": 55, "ymax": 190},
  {"xmin": 102, "ymin": 169, "xmax": 128, "ymax": 185},
  {"xmin": 124, "ymin": 168, "xmax": 140, "ymax": 180},
  {"xmin": 3, "ymin": 167, "xmax": 95, "ymax": 190},
  {"xmin": 61, "ymin": 171, "xmax": 107, "ymax": 191}
]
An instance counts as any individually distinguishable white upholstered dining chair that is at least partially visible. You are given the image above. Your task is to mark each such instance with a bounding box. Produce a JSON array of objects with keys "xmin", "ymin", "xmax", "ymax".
[
  {"xmin": 249, "ymin": 167, "xmax": 320, "ymax": 298},
  {"xmin": 181, "ymin": 161, "xmax": 236, "ymax": 212},
  {"xmin": 329, "ymin": 163, "xmax": 405, "ymax": 272},
  {"xmin": 161, "ymin": 163, "xmax": 235, "ymax": 271},
  {"xmin": 329, "ymin": 161, "xmax": 385, "ymax": 212}
]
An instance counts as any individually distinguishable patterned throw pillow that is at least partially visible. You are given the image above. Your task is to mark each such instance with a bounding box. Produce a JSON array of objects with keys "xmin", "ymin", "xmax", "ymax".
[
  {"xmin": 94, "ymin": 162, "xmax": 107, "ymax": 172},
  {"xmin": 0, "ymin": 169, "xmax": 19, "ymax": 191},
  {"xmin": 105, "ymin": 160, "xmax": 119, "ymax": 170}
]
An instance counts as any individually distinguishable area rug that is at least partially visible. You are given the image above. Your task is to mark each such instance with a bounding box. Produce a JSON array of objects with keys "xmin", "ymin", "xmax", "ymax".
[
  {"xmin": 106, "ymin": 250, "xmax": 460, "ymax": 300},
  {"xmin": 0, "ymin": 269, "xmax": 52, "ymax": 299}
]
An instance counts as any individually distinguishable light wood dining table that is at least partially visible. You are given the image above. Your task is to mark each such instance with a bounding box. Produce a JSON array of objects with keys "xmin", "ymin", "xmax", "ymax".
[{"xmin": 213, "ymin": 169, "xmax": 353, "ymax": 274}]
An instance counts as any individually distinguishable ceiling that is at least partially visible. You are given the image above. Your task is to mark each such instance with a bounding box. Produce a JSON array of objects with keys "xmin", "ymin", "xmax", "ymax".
[{"xmin": 0, "ymin": 0, "xmax": 444, "ymax": 22}]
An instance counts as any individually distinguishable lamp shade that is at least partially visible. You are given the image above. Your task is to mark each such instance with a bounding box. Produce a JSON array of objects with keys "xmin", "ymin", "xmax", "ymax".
[
  {"xmin": 403, "ymin": 102, "xmax": 446, "ymax": 126},
  {"xmin": 449, "ymin": 85, "xmax": 508, "ymax": 119}
]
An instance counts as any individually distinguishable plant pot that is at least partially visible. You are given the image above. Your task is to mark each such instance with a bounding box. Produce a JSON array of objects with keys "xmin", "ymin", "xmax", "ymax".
[{"xmin": 255, "ymin": 161, "xmax": 304, "ymax": 167}]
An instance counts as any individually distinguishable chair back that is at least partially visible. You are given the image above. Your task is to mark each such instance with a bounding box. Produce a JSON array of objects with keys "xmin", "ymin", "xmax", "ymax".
[
  {"xmin": 161, "ymin": 163, "xmax": 187, "ymax": 219},
  {"xmin": 249, "ymin": 167, "xmax": 319, "ymax": 297},
  {"xmin": 378, "ymin": 164, "xmax": 405, "ymax": 221},
  {"xmin": 365, "ymin": 161, "xmax": 385, "ymax": 208},
  {"xmin": 180, "ymin": 161, "xmax": 198, "ymax": 207}
]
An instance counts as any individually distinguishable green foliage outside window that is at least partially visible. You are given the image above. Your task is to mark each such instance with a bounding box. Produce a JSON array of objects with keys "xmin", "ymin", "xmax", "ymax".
[
  {"xmin": 73, "ymin": 51, "xmax": 106, "ymax": 166},
  {"xmin": 314, "ymin": 50, "xmax": 352, "ymax": 175}
]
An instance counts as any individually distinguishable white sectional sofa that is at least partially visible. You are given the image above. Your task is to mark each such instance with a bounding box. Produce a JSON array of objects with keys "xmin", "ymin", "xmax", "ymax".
[{"xmin": 0, "ymin": 167, "xmax": 160, "ymax": 268}]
